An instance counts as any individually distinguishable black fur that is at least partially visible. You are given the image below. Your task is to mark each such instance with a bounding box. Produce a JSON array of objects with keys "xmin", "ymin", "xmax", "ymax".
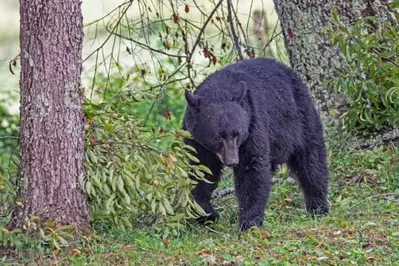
[{"xmin": 183, "ymin": 58, "xmax": 329, "ymax": 231}]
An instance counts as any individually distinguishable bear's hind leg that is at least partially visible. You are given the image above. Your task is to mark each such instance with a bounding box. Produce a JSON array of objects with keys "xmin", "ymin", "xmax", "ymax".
[{"xmin": 288, "ymin": 144, "xmax": 329, "ymax": 216}]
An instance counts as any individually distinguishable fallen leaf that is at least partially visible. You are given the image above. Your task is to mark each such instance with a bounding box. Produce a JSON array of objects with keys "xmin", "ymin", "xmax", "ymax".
[
  {"xmin": 196, "ymin": 249, "xmax": 212, "ymax": 256},
  {"xmin": 104, "ymin": 252, "xmax": 113, "ymax": 259},
  {"xmin": 333, "ymin": 230, "xmax": 341, "ymax": 236},
  {"xmin": 259, "ymin": 230, "xmax": 270, "ymax": 238},
  {"xmin": 163, "ymin": 111, "xmax": 171, "ymax": 120},
  {"xmin": 69, "ymin": 248, "xmax": 81, "ymax": 256},
  {"xmin": 163, "ymin": 238, "xmax": 169, "ymax": 248}
]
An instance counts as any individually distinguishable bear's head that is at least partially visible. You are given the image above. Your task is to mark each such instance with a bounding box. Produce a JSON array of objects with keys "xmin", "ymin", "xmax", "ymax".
[{"xmin": 184, "ymin": 81, "xmax": 250, "ymax": 167}]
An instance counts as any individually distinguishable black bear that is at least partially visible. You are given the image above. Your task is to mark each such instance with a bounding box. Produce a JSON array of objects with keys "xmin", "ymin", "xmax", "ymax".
[{"xmin": 183, "ymin": 57, "xmax": 329, "ymax": 231}]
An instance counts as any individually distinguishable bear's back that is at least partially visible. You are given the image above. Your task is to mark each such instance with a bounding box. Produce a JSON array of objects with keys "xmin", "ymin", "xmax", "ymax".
[{"xmin": 194, "ymin": 58, "xmax": 306, "ymax": 110}]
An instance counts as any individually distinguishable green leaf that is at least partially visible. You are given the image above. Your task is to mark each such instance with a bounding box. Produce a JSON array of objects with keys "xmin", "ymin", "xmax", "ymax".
[
  {"xmin": 52, "ymin": 238, "xmax": 61, "ymax": 250},
  {"xmin": 88, "ymin": 150, "xmax": 98, "ymax": 164},
  {"xmin": 163, "ymin": 198, "xmax": 174, "ymax": 215},
  {"xmin": 117, "ymin": 176, "xmax": 125, "ymax": 194},
  {"xmin": 179, "ymin": 130, "xmax": 192, "ymax": 138},
  {"xmin": 183, "ymin": 144, "xmax": 197, "ymax": 153},
  {"xmin": 106, "ymin": 195, "xmax": 116, "ymax": 212},
  {"xmin": 158, "ymin": 203, "xmax": 167, "ymax": 216},
  {"xmin": 186, "ymin": 153, "xmax": 200, "ymax": 163},
  {"xmin": 111, "ymin": 174, "xmax": 117, "ymax": 192},
  {"xmin": 123, "ymin": 171, "xmax": 135, "ymax": 189},
  {"xmin": 56, "ymin": 235, "xmax": 69, "ymax": 246},
  {"xmin": 124, "ymin": 193, "xmax": 131, "ymax": 205},
  {"xmin": 198, "ymin": 164, "xmax": 212, "ymax": 175}
]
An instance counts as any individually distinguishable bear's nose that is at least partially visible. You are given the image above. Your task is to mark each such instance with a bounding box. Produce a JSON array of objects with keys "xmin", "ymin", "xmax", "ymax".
[{"xmin": 225, "ymin": 158, "xmax": 239, "ymax": 167}]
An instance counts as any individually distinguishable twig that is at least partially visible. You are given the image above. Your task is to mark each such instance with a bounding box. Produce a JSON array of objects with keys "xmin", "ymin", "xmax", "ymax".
[
  {"xmin": 226, "ymin": 0, "xmax": 243, "ymax": 60},
  {"xmin": 188, "ymin": 0, "xmax": 224, "ymax": 60},
  {"xmin": 371, "ymin": 48, "xmax": 399, "ymax": 68},
  {"xmin": 8, "ymin": 53, "xmax": 20, "ymax": 75},
  {"xmin": 90, "ymin": 140, "xmax": 163, "ymax": 155},
  {"xmin": 211, "ymin": 177, "xmax": 297, "ymax": 199},
  {"xmin": 83, "ymin": 1, "xmax": 133, "ymax": 63},
  {"xmin": 204, "ymin": 225, "xmax": 224, "ymax": 236},
  {"xmin": 368, "ymin": 193, "xmax": 399, "ymax": 199},
  {"xmin": 143, "ymin": 100, "xmax": 157, "ymax": 127},
  {"xmin": 229, "ymin": 0, "xmax": 249, "ymax": 57},
  {"xmin": 187, "ymin": 0, "xmax": 224, "ymax": 88},
  {"xmin": 142, "ymin": 62, "xmax": 188, "ymax": 126},
  {"xmin": 0, "ymin": 136, "xmax": 18, "ymax": 140},
  {"xmin": 84, "ymin": 1, "xmax": 131, "ymax": 28},
  {"xmin": 106, "ymin": 31, "xmax": 186, "ymax": 59},
  {"xmin": 211, "ymin": 187, "xmax": 235, "ymax": 199},
  {"xmin": 260, "ymin": 22, "xmax": 282, "ymax": 55}
]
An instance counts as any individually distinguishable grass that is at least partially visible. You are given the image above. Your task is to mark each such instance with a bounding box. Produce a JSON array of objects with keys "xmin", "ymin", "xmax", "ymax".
[{"xmin": 1, "ymin": 145, "xmax": 399, "ymax": 265}]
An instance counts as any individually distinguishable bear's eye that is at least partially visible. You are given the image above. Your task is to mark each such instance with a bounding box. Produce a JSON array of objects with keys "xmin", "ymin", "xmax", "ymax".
[
  {"xmin": 217, "ymin": 137, "xmax": 223, "ymax": 146},
  {"xmin": 233, "ymin": 131, "xmax": 239, "ymax": 137}
]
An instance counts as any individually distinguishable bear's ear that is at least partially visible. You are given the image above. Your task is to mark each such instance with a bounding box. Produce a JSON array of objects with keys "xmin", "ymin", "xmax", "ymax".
[
  {"xmin": 232, "ymin": 81, "xmax": 248, "ymax": 102},
  {"xmin": 185, "ymin": 90, "xmax": 201, "ymax": 108}
]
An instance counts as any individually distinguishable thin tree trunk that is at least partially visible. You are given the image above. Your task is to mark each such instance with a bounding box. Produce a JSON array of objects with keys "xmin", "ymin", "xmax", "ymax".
[
  {"xmin": 9, "ymin": 0, "xmax": 89, "ymax": 229},
  {"xmin": 273, "ymin": 0, "xmax": 399, "ymax": 147}
]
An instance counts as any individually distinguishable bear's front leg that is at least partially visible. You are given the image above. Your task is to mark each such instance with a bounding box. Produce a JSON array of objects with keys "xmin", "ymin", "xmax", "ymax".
[
  {"xmin": 184, "ymin": 138, "xmax": 223, "ymax": 224},
  {"xmin": 234, "ymin": 156, "xmax": 271, "ymax": 231}
]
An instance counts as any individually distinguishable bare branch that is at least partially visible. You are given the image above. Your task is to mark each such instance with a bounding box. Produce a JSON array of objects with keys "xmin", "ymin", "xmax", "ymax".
[
  {"xmin": 83, "ymin": 1, "xmax": 133, "ymax": 63},
  {"xmin": 187, "ymin": 0, "xmax": 225, "ymax": 88},
  {"xmin": 105, "ymin": 30, "xmax": 186, "ymax": 59},
  {"xmin": 211, "ymin": 177, "xmax": 297, "ymax": 199},
  {"xmin": 0, "ymin": 136, "xmax": 19, "ymax": 140},
  {"xmin": 8, "ymin": 53, "xmax": 20, "ymax": 75},
  {"xmin": 226, "ymin": 0, "xmax": 243, "ymax": 60}
]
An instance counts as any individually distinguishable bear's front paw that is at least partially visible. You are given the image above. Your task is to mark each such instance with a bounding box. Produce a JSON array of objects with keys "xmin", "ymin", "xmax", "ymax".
[
  {"xmin": 239, "ymin": 215, "xmax": 263, "ymax": 231},
  {"xmin": 306, "ymin": 199, "xmax": 329, "ymax": 217}
]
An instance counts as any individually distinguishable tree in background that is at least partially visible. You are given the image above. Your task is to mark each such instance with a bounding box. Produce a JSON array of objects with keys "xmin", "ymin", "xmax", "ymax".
[
  {"xmin": 9, "ymin": 0, "xmax": 89, "ymax": 229},
  {"xmin": 274, "ymin": 0, "xmax": 398, "ymax": 147}
]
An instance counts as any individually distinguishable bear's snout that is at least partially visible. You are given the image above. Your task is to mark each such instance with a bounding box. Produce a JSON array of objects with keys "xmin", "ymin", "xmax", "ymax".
[{"xmin": 217, "ymin": 138, "xmax": 239, "ymax": 167}]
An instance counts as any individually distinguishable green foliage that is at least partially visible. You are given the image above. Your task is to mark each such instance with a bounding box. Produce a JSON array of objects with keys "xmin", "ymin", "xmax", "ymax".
[
  {"xmin": 91, "ymin": 65, "xmax": 187, "ymax": 150},
  {"xmin": 0, "ymin": 227, "xmax": 30, "ymax": 254},
  {"xmin": 328, "ymin": 11, "xmax": 399, "ymax": 132},
  {"xmin": 2, "ymin": 145, "xmax": 398, "ymax": 265},
  {"xmin": 0, "ymin": 103, "xmax": 19, "ymax": 217},
  {"xmin": 390, "ymin": 0, "xmax": 399, "ymax": 9},
  {"xmin": 0, "ymin": 103, "xmax": 19, "ymax": 166},
  {"xmin": 0, "ymin": 218, "xmax": 95, "ymax": 262},
  {"xmin": 82, "ymin": 60, "xmax": 213, "ymax": 235}
]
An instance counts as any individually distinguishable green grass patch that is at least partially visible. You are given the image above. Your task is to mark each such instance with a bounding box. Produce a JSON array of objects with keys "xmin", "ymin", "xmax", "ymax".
[{"xmin": 1, "ymin": 146, "xmax": 398, "ymax": 265}]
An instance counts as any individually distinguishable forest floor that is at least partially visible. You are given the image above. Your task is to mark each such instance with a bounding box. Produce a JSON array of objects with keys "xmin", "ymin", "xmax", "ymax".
[{"xmin": 1, "ymin": 145, "xmax": 399, "ymax": 265}]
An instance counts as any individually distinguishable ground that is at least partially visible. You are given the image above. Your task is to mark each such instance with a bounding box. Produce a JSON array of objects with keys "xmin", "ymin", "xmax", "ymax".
[{"xmin": 1, "ymin": 146, "xmax": 398, "ymax": 265}]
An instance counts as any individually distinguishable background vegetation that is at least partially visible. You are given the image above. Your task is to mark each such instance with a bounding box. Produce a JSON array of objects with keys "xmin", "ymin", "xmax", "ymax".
[
  {"xmin": 328, "ymin": 10, "xmax": 399, "ymax": 132},
  {"xmin": 0, "ymin": 0, "xmax": 398, "ymax": 265}
]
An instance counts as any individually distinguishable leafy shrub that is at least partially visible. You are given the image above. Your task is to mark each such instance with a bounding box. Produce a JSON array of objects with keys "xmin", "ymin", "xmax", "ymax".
[
  {"xmin": 82, "ymin": 61, "xmax": 213, "ymax": 235},
  {"xmin": 0, "ymin": 104, "xmax": 19, "ymax": 166},
  {"xmin": 0, "ymin": 103, "xmax": 19, "ymax": 217},
  {"xmin": 90, "ymin": 65, "xmax": 188, "ymax": 150},
  {"xmin": 328, "ymin": 11, "xmax": 399, "ymax": 132}
]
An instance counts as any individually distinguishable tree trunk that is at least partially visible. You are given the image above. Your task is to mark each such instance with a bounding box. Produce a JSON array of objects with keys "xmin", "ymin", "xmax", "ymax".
[
  {"xmin": 9, "ymin": 0, "xmax": 89, "ymax": 229},
  {"xmin": 273, "ymin": 0, "xmax": 399, "ymax": 147}
]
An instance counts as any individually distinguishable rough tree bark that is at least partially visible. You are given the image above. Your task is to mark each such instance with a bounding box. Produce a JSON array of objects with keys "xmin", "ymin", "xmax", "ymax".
[
  {"xmin": 9, "ymin": 0, "xmax": 89, "ymax": 229},
  {"xmin": 273, "ymin": 0, "xmax": 399, "ymax": 147}
]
